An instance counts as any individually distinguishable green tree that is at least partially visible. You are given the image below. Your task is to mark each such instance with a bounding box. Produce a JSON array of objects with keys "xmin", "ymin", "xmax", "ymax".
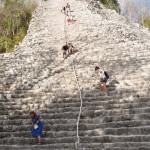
[
  {"xmin": 98, "ymin": 0, "xmax": 120, "ymax": 13},
  {"xmin": 0, "ymin": 0, "xmax": 37, "ymax": 53},
  {"xmin": 144, "ymin": 18, "xmax": 150, "ymax": 29}
]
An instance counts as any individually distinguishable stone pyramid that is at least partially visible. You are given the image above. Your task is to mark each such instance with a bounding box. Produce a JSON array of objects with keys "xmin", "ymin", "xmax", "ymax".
[{"xmin": 0, "ymin": 0, "xmax": 150, "ymax": 149}]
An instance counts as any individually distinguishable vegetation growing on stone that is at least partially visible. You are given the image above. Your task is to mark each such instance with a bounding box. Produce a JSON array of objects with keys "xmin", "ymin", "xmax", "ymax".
[
  {"xmin": 0, "ymin": 0, "xmax": 37, "ymax": 53},
  {"xmin": 144, "ymin": 18, "xmax": 150, "ymax": 29},
  {"xmin": 98, "ymin": 0, "xmax": 120, "ymax": 13}
]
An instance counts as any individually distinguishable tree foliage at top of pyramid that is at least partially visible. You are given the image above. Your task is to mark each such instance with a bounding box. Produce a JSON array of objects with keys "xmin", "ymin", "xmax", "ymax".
[
  {"xmin": 0, "ymin": 0, "xmax": 37, "ymax": 53},
  {"xmin": 98, "ymin": 0, "xmax": 120, "ymax": 13}
]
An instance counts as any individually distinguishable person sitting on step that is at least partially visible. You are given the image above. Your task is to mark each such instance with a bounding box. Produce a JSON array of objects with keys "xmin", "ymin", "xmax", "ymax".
[
  {"xmin": 62, "ymin": 43, "xmax": 75, "ymax": 59},
  {"xmin": 62, "ymin": 44, "xmax": 69, "ymax": 59},
  {"xmin": 30, "ymin": 111, "xmax": 43, "ymax": 145},
  {"xmin": 95, "ymin": 66, "xmax": 109, "ymax": 96},
  {"xmin": 67, "ymin": 42, "xmax": 75, "ymax": 54}
]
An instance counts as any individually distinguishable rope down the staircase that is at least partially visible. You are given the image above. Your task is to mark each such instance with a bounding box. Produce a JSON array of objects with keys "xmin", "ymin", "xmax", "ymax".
[
  {"xmin": 72, "ymin": 57, "xmax": 83, "ymax": 149},
  {"xmin": 64, "ymin": 14, "xmax": 68, "ymax": 44},
  {"xmin": 63, "ymin": 2, "xmax": 83, "ymax": 148}
]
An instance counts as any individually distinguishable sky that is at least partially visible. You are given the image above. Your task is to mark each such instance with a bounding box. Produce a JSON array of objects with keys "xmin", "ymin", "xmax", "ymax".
[
  {"xmin": 118, "ymin": 0, "xmax": 150, "ymax": 20},
  {"xmin": 118, "ymin": 0, "xmax": 150, "ymax": 9}
]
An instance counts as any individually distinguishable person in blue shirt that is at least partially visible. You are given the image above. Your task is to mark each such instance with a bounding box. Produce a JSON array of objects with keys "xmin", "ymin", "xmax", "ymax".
[{"xmin": 30, "ymin": 111, "xmax": 43, "ymax": 144}]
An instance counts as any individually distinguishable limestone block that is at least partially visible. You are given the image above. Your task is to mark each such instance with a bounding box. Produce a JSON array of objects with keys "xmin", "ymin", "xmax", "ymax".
[
  {"xmin": 28, "ymin": 104, "xmax": 34, "ymax": 110},
  {"xmin": 39, "ymin": 103, "xmax": 46, "ymax": 109},
  {"xmin": 6, "ymin": 94, "xmax": 12, "ymax": 99},
  {"xmin": 34, "ymin": 104, "xmax": 39, "ymax": 110}
]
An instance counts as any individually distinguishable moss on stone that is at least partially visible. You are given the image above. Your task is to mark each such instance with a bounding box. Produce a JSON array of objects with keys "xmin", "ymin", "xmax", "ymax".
[{"xmin": 98, "ymin": 0, "xmax": 120, "ymax": 13}]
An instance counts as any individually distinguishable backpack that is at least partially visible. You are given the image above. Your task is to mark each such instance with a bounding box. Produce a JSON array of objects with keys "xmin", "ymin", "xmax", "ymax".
[{"xmin": 104, "ymin": 71, "xmax": 109, "ymax": 79}]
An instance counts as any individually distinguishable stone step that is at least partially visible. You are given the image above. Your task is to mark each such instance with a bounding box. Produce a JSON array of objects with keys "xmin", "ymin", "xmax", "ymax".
[
  {"xmin": 0, "ymin": 149, "xmax": 75, "ymax": 150},
  {"xmin": 21, "ymin": 107, "xmax": 150, "ymax": 117},
  {"xmin": 5, "ymin": 89, "xmax": 117, "ymax": 99},
  {"xmin": 80, "ymin": 135, "xmax": 150, "ymax": 143},
  {"xmin": 2, "ymin": 103, "xmax": 150, "ymax": 124},
  {"xmin": 2, "ymin": 125, "xmax": 150, "ymax": 139},
  {"xmin": 105, "ymin": 126, "xmax": 150, "ymax": 136},
  {"xmin": 0, "ymin": 94, "xmax": 121, "ymax": 104},
  {"xmin": 0, "ymin": 111, "xmax": 8, "ymax": 115},
  {"xmin": 52, "ymin": 96, "xmax": 149, "ymax": 105},
  {"xmin": 75, "ymin": 60, "xmax": 150, "ymax": 69},
  {"xmin": 2, "ymin": 119, "xmax": 150, "ymax": 129},
  {"xmin": 0, "ymin": 72, "xmax": 149, "ymax": 86},
  {"xmin": 1, "ymin": 70, "xmax": 149, "ymax": 84},
  {"xmin": 0, "ymin": 94, "xmax": 148, "ymax": 105},
  {"xmin": 78, "ymin": 143, "xmax": 107, "ymax": 149},
  {"xmin": 1, "ymin": 83, "xmax": 114, "ymax": 92},
  {"xmin": 104, "ymin": 142, "xmax": 150, "ymax": 149},
  {"xmin": 0, "ymin": 131, "xmax": 74, "ymax": 139},
  {"xmin": 0, "ymin": 86, "xmax": 116, "ymax": 95},
  {"xmin": 79, "ymin": 142, "xmax": 150, "ymax": 149},
  {"xmin": 100, "ymin": 120, "xmax": 150, "ymax": 129},
  {"xmin": 1, "ymin": 135, "xmax": 150, "ymax": 145},
  {"xmin": 6, "ymin": 105, "xmax": 150, "ymax": 121},
  {"xmin": 1, "ymin": 124, "xmax": 101, "ymax": 132},
  {"xmin": 48, "ymin": 101, "xmax": 150, "ymax": 111},
  {"xmin": 0, "ymin": 130, "xmax": 96, "ymax": 139},
  {"xmin": 0, "ymin": 144, "xmax": 76, "ymax": 149},
  {"xmin": 0, "ymin": 79, "xmax": 148, "ymax": 96},
  {"xmin": 105, "ymin": 147, "xmax": 149, "ymax": 150},
  {"xmin": 0, "ymin": 137, "xmax": 76, "ymax": 145},
  {"xmin": 104, "ymin": 113, "xmax": 150, "ymax": 123},
  {"xmin": 2, "ymin": 122, "xmax": 150, "ymax": 138}
]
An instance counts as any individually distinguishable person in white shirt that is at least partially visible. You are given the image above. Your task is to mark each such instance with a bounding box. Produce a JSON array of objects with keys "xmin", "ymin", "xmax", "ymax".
[
  {"xmin": 95, "ymin": 66, "xmax": 109, "ymax": 96},
  {"xmin": 65, "ymin": 3, "xmax": 71, "ymax": 16}
]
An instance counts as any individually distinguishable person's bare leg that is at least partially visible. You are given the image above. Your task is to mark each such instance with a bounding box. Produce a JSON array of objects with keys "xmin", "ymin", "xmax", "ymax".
[
  {"xmin": 37, "ymin": 136, "xmax": 41, "ymax": 144},
  {"xmin": 63, "ymin": 53, "xmax": 66, "ymax": 59},
  {"xmin": 68, "ymin": 48, "xmax": 72, "ymax": 55},
  {"xmin": 63, "ymin": 51, "xmax": 68, "ymax": 59},
  {"xmin": 66, "ymin": 50, "xmax": 70, "ymax": 57},
  {"xmin": 99, "ymin": 83, "xmax": 104, "ymax": 91},
  {"xmin": 71, "ymin": 48, "xmax": 73, "ymax": 54},
  {"xmin": 99, "ymin": 83, "xmax": 109, "ymax": 95},
  {"xmin": 103, "ymin": 83, "xmax": 109, "ymax": 95},
  {"xmin": 71, "ymin": 47, "xmax": 74, "ymax": 53}
]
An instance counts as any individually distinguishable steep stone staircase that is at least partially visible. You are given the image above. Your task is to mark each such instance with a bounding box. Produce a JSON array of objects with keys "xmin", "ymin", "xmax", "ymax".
[{"xmin": 0, "ymin": 0, "xmax": 150, "ymax": 149}]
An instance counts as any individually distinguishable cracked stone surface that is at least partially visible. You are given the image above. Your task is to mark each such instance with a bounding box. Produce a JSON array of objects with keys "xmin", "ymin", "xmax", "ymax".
[{"xmin": 0, "ymin": 0, "xmax": 150, "ymax": 149}]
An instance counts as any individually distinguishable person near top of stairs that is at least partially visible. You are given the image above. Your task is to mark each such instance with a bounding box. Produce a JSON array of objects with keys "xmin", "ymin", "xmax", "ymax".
[
  {"xmin": 65, "ymin": 3, "xmax": 71, "ymax": 16},
  {"xmin": 61, "ymin": 42, "xmax": 75, "ymax": 59},
  {"xmin": 61, "ymin": 3, "xmax": 73, "ymax": 23},
  {"xmin": 30, "ymin": 111, "xmax": 43, "ymax": 145},
  {"xmin": 61, "ymin": 3, "xmax": 71, "ymax": 16},
  {"xmin": 95, "ymin": 66, "xmax": 109, "ymax": 96},
  {"xmin": 66, "ymin": 3, "xmax": 74, "ymax": 23}
]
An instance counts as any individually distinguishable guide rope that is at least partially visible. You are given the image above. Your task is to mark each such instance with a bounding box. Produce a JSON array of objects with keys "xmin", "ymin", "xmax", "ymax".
[{"xmin": 63, "ymin": 1, "xmax": 83, "ymax": 149}]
